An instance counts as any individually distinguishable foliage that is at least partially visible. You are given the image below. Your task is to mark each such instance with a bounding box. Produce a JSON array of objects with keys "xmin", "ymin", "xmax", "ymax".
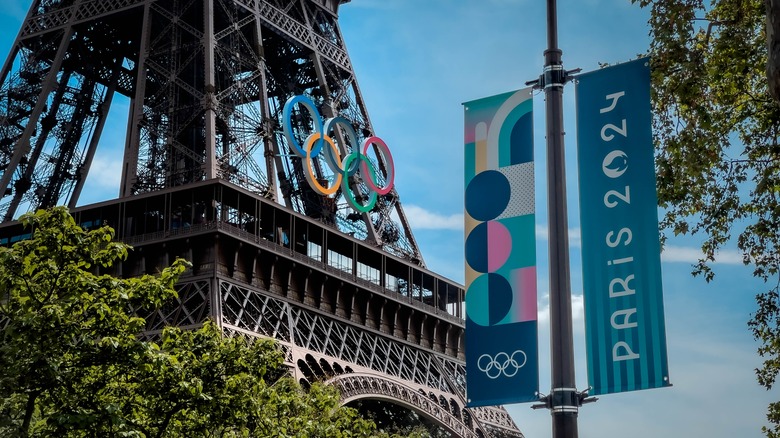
[
  {"xmin": 632, "ymin": 0, "xmax": 780, "ymax": 435},
  {"xmin": 0, "ymin": 207, "xmax": 380, "ymax": 437}
]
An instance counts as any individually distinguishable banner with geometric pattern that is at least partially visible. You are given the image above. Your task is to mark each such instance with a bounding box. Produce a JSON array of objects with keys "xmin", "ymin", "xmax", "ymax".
[{"xmin": 464, "ymin": 88, "xmax": 539, "ymax": 407}]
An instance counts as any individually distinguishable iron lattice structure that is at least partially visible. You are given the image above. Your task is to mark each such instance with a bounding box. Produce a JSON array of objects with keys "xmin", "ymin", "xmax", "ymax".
[{"xmin": 0, "ymin": 1, "xmax": 524, "ymax": 437}]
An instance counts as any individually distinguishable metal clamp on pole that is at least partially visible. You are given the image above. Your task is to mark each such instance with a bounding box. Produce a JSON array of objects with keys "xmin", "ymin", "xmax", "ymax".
[
  {"xmin": 532, "ymin": 387, "xmax": 598, "ymax": 412},
  {"xmin": 543, "ymin": 65, "xmax": 565, "ymax": 89},
  {"xmin": 550, "ymin": 387, "xmax": 579, "ymax": 414},
  {"xmin": 525, "ymin": 67, "xmax": 581, "ymax": 90}
]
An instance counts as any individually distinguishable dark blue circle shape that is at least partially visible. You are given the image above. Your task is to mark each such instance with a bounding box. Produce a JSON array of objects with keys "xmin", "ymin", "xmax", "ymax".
[
  {"xmin": 487, "ymin": 273, "xmax": 513, "ymax": 325},
  {"xmin": 465, "ymin": 222, "xmax": 489, "ymax": 273},
  {"xmin": 465, "ymin": 170, "xmax": 510, "ymax": 221}
]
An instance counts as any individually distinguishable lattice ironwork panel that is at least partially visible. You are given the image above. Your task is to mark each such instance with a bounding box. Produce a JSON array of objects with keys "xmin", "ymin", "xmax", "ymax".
[
  {"xmin": 219, "ymin": 279, "xmax": 465, "ymax": 396},
  {"xmin": 472, "ymin": 406, "xmax": 523, "ymax": 435},
  {"xmin": 22, "ymin": 0, "xmax": 146, "ymax": 38},
  {"xmin": 222, "ymin": 324, "xmax": 295, "ymax": 365},
  {"xmin": 221, "ymin": 281, "xmax": 292, "ymax": 342},
  {"xmin": 145, "ymin": 279, "xmax": 211, "ymax": 331},
  {"xmin": 233, "ymin": 0, "xmax": 351, "ymax": 71}
]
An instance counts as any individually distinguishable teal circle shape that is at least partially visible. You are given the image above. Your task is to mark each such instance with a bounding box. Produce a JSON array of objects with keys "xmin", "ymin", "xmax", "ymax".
[{"xmin": 465, "ymin": 273, "xmax": 513, "ymax": 327}]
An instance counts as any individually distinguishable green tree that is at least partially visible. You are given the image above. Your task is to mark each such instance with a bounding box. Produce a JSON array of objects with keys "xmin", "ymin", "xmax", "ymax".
[
  {"xmin": 0, "ymin": 207, "xmax": 379, "ymax": 437},
  {"xmin": 632, "ymin": 0, "xmax": 780, "ymax": 435}
]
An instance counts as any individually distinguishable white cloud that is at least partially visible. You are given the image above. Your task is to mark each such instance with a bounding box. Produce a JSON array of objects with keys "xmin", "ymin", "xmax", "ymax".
[
  {"xmin": 87, "ymin": 157, "xmax": 123, "ymax": 190},
  {"xmin": 403, "ymin": 204, "xmax": 463, "ymax": 231},
  {"xmin": 536, "ymin": 292, "xmax": 585, "ymax": 329},
  {"xmin": 76, "ymin": 156, "xmax": 122, "ymax": 206},
  {"xmin": 661, "ymin": 245, "xmax": 744, "ymax": 265},
  {"xmin": 534, "ymin": 227, "xmax": 744, "ymax": 266},
  {"xmin": 535, "ymin": 224, "xmax": 582, "ymax": 247}
]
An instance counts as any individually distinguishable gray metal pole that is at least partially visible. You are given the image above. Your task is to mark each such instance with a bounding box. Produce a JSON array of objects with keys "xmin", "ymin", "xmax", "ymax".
[{"xmin": 543, "ymin": 0, "xmax": 579, "ymax": 436}]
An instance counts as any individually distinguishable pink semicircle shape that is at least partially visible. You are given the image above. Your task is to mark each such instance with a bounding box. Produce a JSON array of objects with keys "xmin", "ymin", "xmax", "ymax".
[{"xmin": 487, "ymin": 221, "xmax": 512, "ymax": 272}]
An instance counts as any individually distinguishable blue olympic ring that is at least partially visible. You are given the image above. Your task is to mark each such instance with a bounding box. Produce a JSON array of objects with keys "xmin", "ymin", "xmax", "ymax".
[{"xmin": 282, "ymin": 95, "xmax": 395, "ymax": 213}]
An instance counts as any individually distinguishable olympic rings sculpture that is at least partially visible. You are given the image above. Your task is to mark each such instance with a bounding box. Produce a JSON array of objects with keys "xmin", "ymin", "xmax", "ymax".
[
  {"xmin": 282, "ymin": 95, "xmax": 395, "ymax": 213},
  {"xmin": 477, "ymin": 350, "xmax": 527, "ymax": 379}
]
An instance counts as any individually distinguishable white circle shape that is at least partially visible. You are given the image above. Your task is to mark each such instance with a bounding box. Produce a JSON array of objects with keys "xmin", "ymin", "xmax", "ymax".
[{"xmin": 602, "ymin": 150, "xmax": 628, "ymax": 178}]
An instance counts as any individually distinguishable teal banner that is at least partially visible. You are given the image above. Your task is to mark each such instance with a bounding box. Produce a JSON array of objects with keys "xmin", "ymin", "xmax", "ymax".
[
  {"xmin": 464, "ymin": 88, "xmax": 539, "ymax": 406},
  {"xmin": 575, "ymin": 58, "xmax": 671, "ymax": 395}
]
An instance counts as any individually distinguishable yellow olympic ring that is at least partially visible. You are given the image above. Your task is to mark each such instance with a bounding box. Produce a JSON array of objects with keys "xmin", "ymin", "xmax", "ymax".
[{"xmin": 304, "ymin": 133, "xmax": 342, "ymax": 196}]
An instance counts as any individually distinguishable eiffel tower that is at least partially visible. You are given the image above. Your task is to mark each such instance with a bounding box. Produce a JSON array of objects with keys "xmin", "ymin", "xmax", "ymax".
[{"xmin": 0, "ymin": 1, "xmax": 523, "ymax": 436}]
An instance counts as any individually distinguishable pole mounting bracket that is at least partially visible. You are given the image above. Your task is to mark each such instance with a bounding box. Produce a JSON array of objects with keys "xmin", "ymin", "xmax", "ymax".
[
  {"xmin": 530, "ymin": 387, "xmax": 598, "ymax": 411},
  {"xmin": 525, "ymin": 67, "xmax": 581, "ymax": 90}
]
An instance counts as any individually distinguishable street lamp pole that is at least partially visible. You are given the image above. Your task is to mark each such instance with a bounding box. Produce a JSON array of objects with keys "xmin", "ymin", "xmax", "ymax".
[{"xmin": 542, "ymin": 0, "xmax": 579, "ymax": 436}]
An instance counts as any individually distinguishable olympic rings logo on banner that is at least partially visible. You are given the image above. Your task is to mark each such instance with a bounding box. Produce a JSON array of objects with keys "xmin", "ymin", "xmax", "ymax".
[
  {"xmin": 477, "ymin": 350, "xmax": 527, "ymax": 379},
  {"xmin": 281, "ymin": 95, "xmax": 395, "ymax": 213}
]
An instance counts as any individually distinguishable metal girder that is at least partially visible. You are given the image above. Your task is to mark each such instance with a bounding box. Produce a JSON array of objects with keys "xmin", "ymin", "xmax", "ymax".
[{"xmin": 21, "ymin": 0, "xmax": 147, "ymax": 39}]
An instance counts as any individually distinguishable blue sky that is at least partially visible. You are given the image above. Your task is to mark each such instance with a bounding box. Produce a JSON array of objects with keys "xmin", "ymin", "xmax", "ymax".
[
  {"xmin": 0, "ymin": 1, "xmax": 775, "ymax": 436},
  {"xmin": 338, "ymin": 2, "xmax": 774, "ymax": 436}
]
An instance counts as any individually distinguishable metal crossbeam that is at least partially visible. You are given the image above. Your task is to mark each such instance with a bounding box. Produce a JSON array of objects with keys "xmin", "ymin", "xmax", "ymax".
[{"xmin": 22, "ymin": 0, "xmax": 146, "ymax": 39}]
